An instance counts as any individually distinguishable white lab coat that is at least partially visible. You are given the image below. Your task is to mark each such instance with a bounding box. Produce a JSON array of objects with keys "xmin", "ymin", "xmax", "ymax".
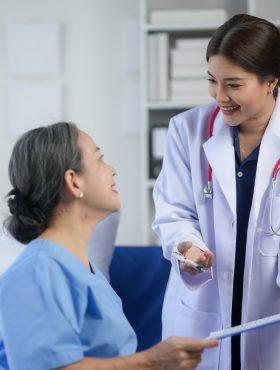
[{"xmin": 153, "ymin": 97, "xmax": 280, "ymax": 370}]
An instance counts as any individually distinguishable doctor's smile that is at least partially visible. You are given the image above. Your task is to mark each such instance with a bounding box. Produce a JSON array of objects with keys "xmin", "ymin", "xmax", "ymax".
[
  {"xmin": 219, "ymin": 105, "xmax": 240, "ymax": 115},
  {"xmin": 207, "ymin": 55, "xmax": 277, "ymax": 129}
]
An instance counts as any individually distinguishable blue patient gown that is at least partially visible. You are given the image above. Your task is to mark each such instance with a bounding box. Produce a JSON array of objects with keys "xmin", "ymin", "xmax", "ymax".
[{"xmin": 0, "ymin": 239, "xmax": 137, "ymax": 370}]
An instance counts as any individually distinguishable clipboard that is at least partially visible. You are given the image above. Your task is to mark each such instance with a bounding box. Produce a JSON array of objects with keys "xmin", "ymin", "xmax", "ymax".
[{"xmin": 207, "ymin": 313, "xmax": 280, "ymax": 340}]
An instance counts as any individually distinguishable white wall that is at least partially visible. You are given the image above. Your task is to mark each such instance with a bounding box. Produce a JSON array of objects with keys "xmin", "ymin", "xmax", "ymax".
[{"xmin": 0, "ymin": 0, "xmax": 143, "ymax": 245}]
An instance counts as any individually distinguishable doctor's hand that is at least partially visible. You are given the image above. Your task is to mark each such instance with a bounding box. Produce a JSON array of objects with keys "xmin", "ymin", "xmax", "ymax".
[
  {"xmin": 177, "ymin": 241, "xmax": 214, "ymax": 275},
  {"xmin": 142, "ymin": 336, "xmax": 219, "ymax": 370}
]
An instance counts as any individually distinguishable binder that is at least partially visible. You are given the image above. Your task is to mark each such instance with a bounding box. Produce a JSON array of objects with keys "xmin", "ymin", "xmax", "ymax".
[{"xmin": 149, "ymin": 125, "xmax": 168, "ymax": 179}]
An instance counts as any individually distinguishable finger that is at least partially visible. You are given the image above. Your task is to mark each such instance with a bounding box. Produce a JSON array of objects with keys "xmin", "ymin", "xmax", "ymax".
[
  {"xmin": 183, "ymin": 357, "xmax": 202, "ymax": 370},
  {"xmin": 196, "ymin": 255, "xmax": 207, "ymax": 265},
  {"xmin": 207, "ymin": 256, "xmax": 214, "ymax": 269},
  {"xmin": 177, "ymin": 241, "xmax": 192, "ymax": 254},
  {"xmin": 203, "ymin": 252, "xmax": 213, "ymax": 269},
  {"xmin": 203, "ymin": 259, "xmax": 211, "ymax": 270},
  {"xmin": 179, "ymin": 351, "xmax": 202, "ymax": 368},
  {"xmin": 179, "ymin": 261, "xmax": 200, "ymax": 275},
  {"xmin": 207, "ymin": 253, "xmax": 214, "ymax": 268},
  {"xmin": 203, "ymin": 254, "xmax": 212, "ymax": 269},
  {"xmin": 181, "ymin": 338, "xmax": 219, "ymax": 352}
]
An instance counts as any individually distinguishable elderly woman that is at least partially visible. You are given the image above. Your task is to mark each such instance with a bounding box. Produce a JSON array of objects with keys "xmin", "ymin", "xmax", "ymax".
[{"xmin": 0, "ymin": 122, "xmax": 217, "ymax": 370}]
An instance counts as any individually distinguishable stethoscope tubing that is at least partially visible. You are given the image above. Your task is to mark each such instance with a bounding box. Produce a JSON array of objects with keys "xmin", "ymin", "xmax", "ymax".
[
  {"xmin": 205, "ymin": 106, "xmax": 280, "ymax": 236},
  {"xmin": 207, "ymin": 106, "xmax": 220, "ymax": 184},
  {"xmin": 205, "ymin": 107, "xmax": 280, "ymax": 199}
]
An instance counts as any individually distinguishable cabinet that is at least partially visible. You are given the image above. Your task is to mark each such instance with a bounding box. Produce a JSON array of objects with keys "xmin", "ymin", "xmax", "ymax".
[{"xmin": 140, "ymin": 0, "xmax": 280, "ymax": 245}]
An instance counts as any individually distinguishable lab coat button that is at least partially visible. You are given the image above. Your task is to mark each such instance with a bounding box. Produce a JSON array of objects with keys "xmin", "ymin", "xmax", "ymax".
[{"xmin": 237, "ymin": 171, "xmax": 243, "ymax": 177}]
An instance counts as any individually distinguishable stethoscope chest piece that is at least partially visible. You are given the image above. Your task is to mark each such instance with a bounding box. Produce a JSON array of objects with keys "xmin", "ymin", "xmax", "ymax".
[{"xmin": 203, "ymin": 181, "xmax": 213, "ymax": 199}]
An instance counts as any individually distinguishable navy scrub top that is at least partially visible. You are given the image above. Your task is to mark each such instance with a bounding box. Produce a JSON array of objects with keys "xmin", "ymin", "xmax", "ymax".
[{"xmin": 231, "ymin": 126, "xmax": 260, "ymax": 369}]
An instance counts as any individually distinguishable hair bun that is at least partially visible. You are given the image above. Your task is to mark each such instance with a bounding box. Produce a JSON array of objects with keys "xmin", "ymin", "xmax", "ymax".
[
  {"xmin": 7, "ymin": 188, "xmax": 47, "ymax": 226},
  {"xmin": 8, "ymin": 188, "xmax": 29, "ymax": 217}
]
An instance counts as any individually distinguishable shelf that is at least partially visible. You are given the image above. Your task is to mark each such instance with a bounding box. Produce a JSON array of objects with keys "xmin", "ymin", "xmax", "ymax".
[
  {"xmin": 141, "ymin": 0, "xmax": 274, "ymax": 244},
  {"xmin": 145, "ymin": 101, "xmax": 190, "ymax": 110},
  {"xmin": 144, "ymin": 23, "xmax": 220, "ymax": 32},
  {"xmin": 146, "ymin": 97, "xmax": 212, "ymax": 110}
]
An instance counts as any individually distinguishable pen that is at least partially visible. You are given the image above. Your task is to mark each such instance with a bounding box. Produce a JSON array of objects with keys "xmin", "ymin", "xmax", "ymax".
[{"xmin": 172, "ymin": 251, "xmax": 206, "ymax": 272}]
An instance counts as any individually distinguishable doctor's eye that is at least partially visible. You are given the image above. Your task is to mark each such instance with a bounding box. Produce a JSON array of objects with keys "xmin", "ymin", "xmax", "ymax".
[
  {"xmin": 227, "ymin": 83, "xmax": 241, "ymax": 89},
  {"xmin": 207, "ymin": 78, "xmax": 216, "ymax": 84}
]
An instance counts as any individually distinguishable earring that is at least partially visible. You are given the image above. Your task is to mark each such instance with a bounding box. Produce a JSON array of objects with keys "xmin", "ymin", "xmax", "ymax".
[
  {"xmin": 79, "ymin": 192, "xmax": 84, "ymax": 198},
  {"xmin": 268, "ymin": 89, "xmax": 273, "ymax": 95}
]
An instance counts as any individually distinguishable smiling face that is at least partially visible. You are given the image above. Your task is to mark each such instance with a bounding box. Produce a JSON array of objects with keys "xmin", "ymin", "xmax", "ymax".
[
  {"xmin": 77, "ymin": 131, "xmax": 120, "ymax": 218},
  {"xmin": 207, "ymin": 55, "xmax": 277, "ymax": 128}
]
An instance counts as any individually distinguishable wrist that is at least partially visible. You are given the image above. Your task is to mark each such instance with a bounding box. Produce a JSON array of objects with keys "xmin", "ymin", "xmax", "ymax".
[{"xmin": 121, "ymin": 350, "xmax": 152, "ymax": 370}]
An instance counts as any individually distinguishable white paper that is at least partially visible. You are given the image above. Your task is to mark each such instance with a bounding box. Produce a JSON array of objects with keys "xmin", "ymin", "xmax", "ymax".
[
  {"xmin": 152, "ymin": 127, "xmax": 168, "ymax": 159},
  {"xmin": 7, "ymin": 22, "xmax": 60, "ymax": 75},
  {"xmin": 8, "ymin": 82, "xmax": 63, "ymax": 135},
  {"xmin": 207, "ymin": 313, "xmax": 280, "ymax": 339},
  {"xmin": 121, "ymin": 16, "xmax": 140, "ymax": 71}
]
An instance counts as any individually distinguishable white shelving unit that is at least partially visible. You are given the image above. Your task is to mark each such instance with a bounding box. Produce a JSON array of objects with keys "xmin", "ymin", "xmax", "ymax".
[{"xmin": 140, "ymin": 0, "xmax": 280, "ymax": 245}]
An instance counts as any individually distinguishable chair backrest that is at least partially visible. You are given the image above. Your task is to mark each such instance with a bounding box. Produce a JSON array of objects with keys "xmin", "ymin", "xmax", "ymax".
[{"xmin": 109, "ymin": 246, "xmax": 171, "ymax": 351}]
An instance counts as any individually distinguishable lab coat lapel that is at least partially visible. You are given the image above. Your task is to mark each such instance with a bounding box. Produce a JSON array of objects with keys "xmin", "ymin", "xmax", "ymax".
[
  {"xmin": 203, "ymin": 113, "xmax": 236, "ymax": 215},
  {"xmin": 253, "ymin": 97, "xmax": 280, "ymax": 218}
]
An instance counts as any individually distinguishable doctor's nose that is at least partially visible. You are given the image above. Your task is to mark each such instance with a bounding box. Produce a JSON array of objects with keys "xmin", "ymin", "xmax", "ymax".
[{"xmin": 214, "ymin": 87, "xmax": 230, "ymax": 104}]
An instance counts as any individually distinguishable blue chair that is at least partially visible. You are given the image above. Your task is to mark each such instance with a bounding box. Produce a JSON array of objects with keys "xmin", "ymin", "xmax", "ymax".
[{"xmin": 109, "ymin": 246, "xmax": 171, "ymax": 351}]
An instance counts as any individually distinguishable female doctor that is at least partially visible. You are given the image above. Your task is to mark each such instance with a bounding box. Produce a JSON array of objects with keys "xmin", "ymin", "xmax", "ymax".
[{"xmin": 153, "ymin": 14, "xmax": 280, "ymax": 370}]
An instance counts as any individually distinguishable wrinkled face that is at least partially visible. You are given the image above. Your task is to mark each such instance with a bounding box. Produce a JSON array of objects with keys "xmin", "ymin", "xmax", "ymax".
[
  {"xmin": 77, "ymin": 131, "xmax": 120, "ymax": 218},
  {"xmin": 207, "ymin": 55, "xmax": 275, "ymax": 127}
]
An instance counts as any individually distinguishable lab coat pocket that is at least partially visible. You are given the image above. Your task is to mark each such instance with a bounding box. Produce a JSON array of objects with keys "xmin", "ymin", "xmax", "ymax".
[
  {"xmin": 259, "ymin": 324, "xmax": 280, "ymax": 370},
  {"xmin": 174, "ymin": 300, "xmax": 221, "ymax": 338},
  {"xmin": 257, "ymin": 196, "xmax": 280, "ymax": 257},
  {"xmin": 174, "ymin": 302, "xmax": 221, "ymax": 370}
]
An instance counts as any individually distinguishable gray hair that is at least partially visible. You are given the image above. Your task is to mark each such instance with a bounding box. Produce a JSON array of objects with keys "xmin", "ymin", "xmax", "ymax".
[{"xmin": 5, "ymin": 122, "xmax": 83, "ymax": 243}]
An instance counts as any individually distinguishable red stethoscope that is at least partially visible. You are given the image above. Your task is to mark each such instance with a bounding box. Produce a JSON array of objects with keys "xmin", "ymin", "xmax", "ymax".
[
  {"xmin": 267, "ymin": 159, "xmax": 280, "ymax": 235},
  {"xmin": 203, "ymin": 106, "xmax": 280, "ymax": 203},
  {"xmin": 203, "ymin": 106, "xmax": 220, "ymax": 199}
]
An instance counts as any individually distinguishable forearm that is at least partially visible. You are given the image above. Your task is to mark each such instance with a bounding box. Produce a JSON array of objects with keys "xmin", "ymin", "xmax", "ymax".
[
  {"xmin": 58, "ymin": 336, "xmax": 219, "ymax": 370},
  {"xmin": 58, "ymin": 351, "xmax": 151, "ymax": 370}
]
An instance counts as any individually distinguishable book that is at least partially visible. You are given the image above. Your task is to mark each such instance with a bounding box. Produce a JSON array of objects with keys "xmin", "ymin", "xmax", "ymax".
[
  {"xmin": 148, "ymin": 33, "xmax": 169, "ymax": 101},
  {"xmin": 171, "ymin": 48, "xmax": 207, "ymax": 65},
  {"xmin": 175, "ymin": 37, "xmax": 210, "ymax": 50},
  {"xmin": 149, "ymin": 125, "xmax": 168, "ymax": 178},
  {"xmin": 151, "ymin": 126, "xmax": 168, "ymax": 160},
  {"xmin": 171, "ymin": 64, "xmax": 207, "ymax": 78},
  {"xmin": 149, "ymin": 8, "xmax": 227, "ymax": 25},
  {"xmin": 148, "ymin": 34, "xmax": 158, "ymax": 101},
  {"xmin": 170, "ymin": 78, "xmax": 208, "ymax": 94},
  {"xmin": 170, "ymin": 92, "xmax": 212, "ymax": 105},
  {"xmin": 157, "ymin": 33, "xmax": 169, "ymax": 101}
]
